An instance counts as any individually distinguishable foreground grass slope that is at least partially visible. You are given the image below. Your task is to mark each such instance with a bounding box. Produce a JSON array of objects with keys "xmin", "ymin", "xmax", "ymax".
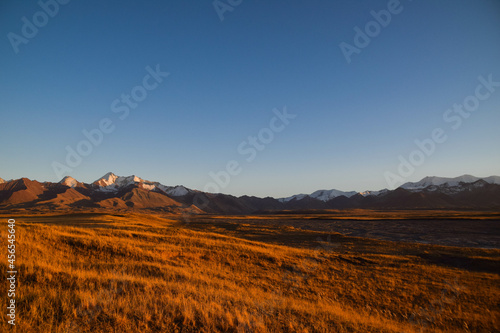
[{"xmin": 0, "ymin": 213, "xmax": 499, "ymax": 332}]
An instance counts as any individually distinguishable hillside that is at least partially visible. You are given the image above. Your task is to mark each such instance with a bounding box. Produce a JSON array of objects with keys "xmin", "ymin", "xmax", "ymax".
[{"xmin": 1, "ymin": 173, "xmax": 500, "ymax": 213}]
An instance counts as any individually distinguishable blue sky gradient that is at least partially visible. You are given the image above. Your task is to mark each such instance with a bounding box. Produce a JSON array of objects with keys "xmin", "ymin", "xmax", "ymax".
[{"xmin": 1, "ymin": 0, "xmax": 499, "ymax": 197}]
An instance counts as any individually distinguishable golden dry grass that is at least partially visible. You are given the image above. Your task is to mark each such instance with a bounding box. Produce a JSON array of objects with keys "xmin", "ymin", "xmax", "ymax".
[{"xmin": 0, "ymin": 213, "xmax": 499, "ymax": 332}]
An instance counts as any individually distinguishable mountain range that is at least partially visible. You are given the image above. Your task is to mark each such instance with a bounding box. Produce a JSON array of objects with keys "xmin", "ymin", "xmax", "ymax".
[{"xmin": 0, "ymin": 173, "xmax": 499, "ymax": 213}]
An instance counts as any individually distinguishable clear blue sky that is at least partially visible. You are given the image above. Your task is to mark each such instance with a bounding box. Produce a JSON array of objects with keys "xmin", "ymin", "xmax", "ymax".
[{"xmin": 1, "ymin": 0, "xmax": 499, "ymax": 197}]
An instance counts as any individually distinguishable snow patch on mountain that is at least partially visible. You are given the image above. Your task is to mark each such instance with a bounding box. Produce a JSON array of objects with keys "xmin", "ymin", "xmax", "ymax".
[
  {"xmin": 279, "ymin": 194, "xmax": 308, "ymax": 203},
  {"xmin": 400, "ymin": 175, "xmax": 478, "ymax": 190},
  {"xmin": 310, "ymin": 189, "xmax": 358, "ymax": 201},
  {"xmin": 92, "ymin": 172, "xmax": 193, "ymax": 197},
  {"xmin": 400, "ymin": 175, "xmax": 498, "ymax": 191},
  {"xmin": 482, "ymin": 176, "xmax": 500, "ymax": 185},
  {"xmin": 93, "ymin": 172, "xmax": 119, "ymax": 187},
  {"xmin": 157, "ymin": 184, "xmax": 190, "ymax": 197},
  {"xmin": 140, "ymin": 184, "xmax": 156, "ymax": 191},
  {"xmin": 114, "ymin": 175, "xmax": 144, "ymax": 187},
  {"xmin": 59, "ymin": 176, "xmax": 78, "ymax": 188},
  {"xmin": 93, "ymin": 173, "xmax": 148, "ymax": 189},
  {"xmin": 278, "ymin": 174, "xmax": 500, "ymax": 202},
  {"xmin": 279, "ymin": 189, "xmax": 358, "ymax": 202},
  {"xmin": 359, "ymin": 189, "xmax": 388, "ymax": 197}
]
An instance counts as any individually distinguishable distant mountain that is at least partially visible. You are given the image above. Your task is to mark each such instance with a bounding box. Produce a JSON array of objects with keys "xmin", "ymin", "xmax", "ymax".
[
  {"xmin": 59, "ymin": 176, "xmax": 83, "ymax": 188},
  {"xmin": 0, "ymin": 173, "xmax": 499, "ymax": 213},
  {"xmin": 0, "ymin": 178, "xmax": 46, "ymax": 206},
  {"xmin": 358, "ymin": 189, "xmax": 388, "ymax": 197},
  {"xmin": 92, "ymin": 172, "xmax": 193, "ymax": 197},
  {"xmin": 41, "ymin": 188, "xmax": 91, "ymax": 207},
  {"xmin": 400, "ymin": 175, "xmax": 500, "ymax": 190},
  {"xmin": 277, "ymin": 175, "xmax": 500, "ymax": 205},
  {"xmin": 0, "ymin": 173, "xmax": 198, "ymax": 213},
  {"xmin": 279, "ymin": 189, "xmax": 358, "ymax": 203}
]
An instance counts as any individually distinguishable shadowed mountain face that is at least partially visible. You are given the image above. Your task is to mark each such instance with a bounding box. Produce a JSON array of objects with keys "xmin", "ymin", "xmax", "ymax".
[
  {"xmin": 0, "ymin": 178, "xmax": 46, "ymax": 206},
  {"xmin": 0, "ymin": 173, "xmax": 499, "ymax": 213}
]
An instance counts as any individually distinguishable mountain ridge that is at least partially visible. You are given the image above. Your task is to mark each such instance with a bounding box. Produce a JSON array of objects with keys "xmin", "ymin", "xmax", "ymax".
[{"xmin": 0, "ymin": 173, "xmax": 499, "ymax": 212}]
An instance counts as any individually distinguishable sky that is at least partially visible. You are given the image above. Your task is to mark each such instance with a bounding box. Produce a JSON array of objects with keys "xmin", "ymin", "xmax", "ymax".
[{"xmin": 1, "ymin": 0, "xmax": 499, "ymax": 198}]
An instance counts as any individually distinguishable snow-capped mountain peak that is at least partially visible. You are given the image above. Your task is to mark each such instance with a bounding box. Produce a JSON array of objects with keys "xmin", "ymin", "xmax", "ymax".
[
  {"xmin": 157, "ymin": 184, "xmax": 190, "ymax": 197},
  {"xmin": 93, "ymin": 172, "xmax": 119, "ymax": 187},
  {"xmin": 93, "ymin": 173, "xmax": 147, "ymax": 187},
  {"xmin": 358, "ymin": 189, "xmax": 388, "ymax": 197},
  {"xmin": 279, "ymin": 189, "xmax": 358, "ymax": 203},
  {"xmin": 310, "ymin": 189, "xmax": 358, "ymax": 201},
  {"xmin": 114, "ymin": 175, "xmax": 144, "ymax": 187},
  {"xmin": 482, "ymin": 176, "xmax": 500, "ymax": 185},
  {"xmin": 91, "ymin": 172, "xmax": 193, "ymax": 196},
  {"xmin": 278, "ymin": 174, "xmax": 500, "ymax": 203},
  {"xmin": 59, "ymin": 176, "xmax": 78, "ymax": 188},
  {"xmin": 399, "ymin": 175, "xmax": 495, "ymax": 190},
  {"xmin": 279, "ymin": 194, "xmax": 308, "ymax": 203}
]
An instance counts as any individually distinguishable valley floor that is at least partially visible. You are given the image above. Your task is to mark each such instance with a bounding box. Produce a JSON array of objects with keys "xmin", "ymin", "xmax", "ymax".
[{"xmin": 0, "ymin": 212, "xmax": 499, "ymax": 332}]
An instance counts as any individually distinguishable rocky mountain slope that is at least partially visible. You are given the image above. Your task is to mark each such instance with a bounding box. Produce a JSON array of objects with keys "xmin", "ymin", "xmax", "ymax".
[{"xmin": 0, "ymin": 173, "xmax": 499, "ymax": 213}]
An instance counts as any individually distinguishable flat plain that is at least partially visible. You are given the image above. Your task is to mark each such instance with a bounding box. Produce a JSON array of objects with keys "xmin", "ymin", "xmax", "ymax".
[{"xmin": 1, "ymin": 210, "xmax": 499, "ymax": 332}]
